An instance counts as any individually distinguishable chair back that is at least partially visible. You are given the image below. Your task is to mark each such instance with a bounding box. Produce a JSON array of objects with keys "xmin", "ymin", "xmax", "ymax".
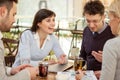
[
  {"xmin": 2, "ymin": 38, "xmax": 19, "ymax": 55},
  {"xmin": 4, "ymin": 55, "xmax": 15, "ymax": 67},
  {"xmin": 2, "ymin": 38, "xmax": 19, "ymax": 67}
]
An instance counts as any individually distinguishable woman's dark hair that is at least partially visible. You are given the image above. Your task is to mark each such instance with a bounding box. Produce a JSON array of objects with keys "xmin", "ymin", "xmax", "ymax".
[
  {"xmin": 31, "ymin": 9, "xmax": 56, "ymax": 32},
  {"xmin": 83, "ymin": 0, "xmax": 105, "ymax": 16},
  {"xmin": 0, "ymin": 0, "xmax": 18, "ymax": 13}
]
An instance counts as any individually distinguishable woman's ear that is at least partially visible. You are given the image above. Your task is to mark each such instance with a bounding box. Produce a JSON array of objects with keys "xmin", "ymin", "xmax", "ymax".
[
  {"xmin": 0, "ymin": 6, "xmax": 7, "ymax": 17},
  {"xmin": 37, "ymin": 23, "xmax": 41, "ymax": 28},
  {"xmin": 116, "ymin": 17, "xmax": 120, "ymax": 23}
]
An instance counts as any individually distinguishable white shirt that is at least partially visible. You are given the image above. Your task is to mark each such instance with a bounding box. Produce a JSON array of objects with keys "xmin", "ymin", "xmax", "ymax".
[{"xmin": 13, "ymin": 30, "xmax": 64, "ymax": 67}]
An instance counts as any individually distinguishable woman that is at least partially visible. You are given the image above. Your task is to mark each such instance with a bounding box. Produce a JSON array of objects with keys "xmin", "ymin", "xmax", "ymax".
[
  {"xmin": 100, "ymin": 0, "xmax": 120, "ymax": 80},
  {"xmin": 76, "ymin": 0, "xmax": 120, "ymax": 80},
  {"xmin": 13, "ymin": 9, "xmax": 67, "ymax": 67}
]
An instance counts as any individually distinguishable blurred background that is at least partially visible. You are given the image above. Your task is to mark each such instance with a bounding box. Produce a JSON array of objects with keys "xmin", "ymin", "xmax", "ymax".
[{"xmin": 3, "ymin": 0, "xmax": 114, "ymax": 57}]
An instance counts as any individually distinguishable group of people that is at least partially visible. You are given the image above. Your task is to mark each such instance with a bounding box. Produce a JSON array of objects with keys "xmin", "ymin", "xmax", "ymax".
[
  {"xmin": 0, "ymin": 0, "xmax": 67, "ymax": 80},
  {"xmin": 0, "ymin": 0, "xmax": 120, "ymax": 80},
  {"xmin": 12, "ymin": 8, "xmax": 67, "ymax": 67},
  {"xmin": 76, "ymin": 0, "xmax": 120, "ymax": 80}
]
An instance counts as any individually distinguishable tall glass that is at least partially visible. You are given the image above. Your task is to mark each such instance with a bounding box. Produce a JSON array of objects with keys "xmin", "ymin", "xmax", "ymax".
[
  {"xmin": 39, "ymin": 61, "xmax": 48, "ymax": 77},
  {"xmin": 74, "ymin": 57, "xmax": 85, "ymax": 71}
]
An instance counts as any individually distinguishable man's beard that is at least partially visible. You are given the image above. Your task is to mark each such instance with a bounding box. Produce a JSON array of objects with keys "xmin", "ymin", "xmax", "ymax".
[
  {"xmin": 1, "ymin": 22, "xmax": 11, "ymax": 32},
  {"xmin": 1, "ymin": 16, "xmax": 11, "ymax": 32}
]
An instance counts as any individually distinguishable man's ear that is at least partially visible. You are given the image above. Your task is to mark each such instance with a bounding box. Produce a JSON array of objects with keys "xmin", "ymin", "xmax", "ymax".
[{"xmin": 0, "ymin": 6, "xmax": 7, "ymax": 17}]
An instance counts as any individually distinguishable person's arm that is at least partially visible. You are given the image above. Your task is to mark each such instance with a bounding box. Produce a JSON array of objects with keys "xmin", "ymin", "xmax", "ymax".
[
  {"xmin": 80, "ymin": 41, "xmax": 87, "ymax": 60},
  {"xmin": 10, "ymin": 64, "xmax": 38, "ymax": 80},
  {"xmin": 13, "ymin": 30, "xmax": 31, "ymax": 67},
  {"xmin": 100, "ymin": 40, "xmax": 117, "ymax": 80},
  {"xmin": 79, "ymin": 29, "xmax": 87, "ymax": 60},
  {"xmin": 10, "ymin": 64, "xmax": 32, "ymax": 75},
  {"xmin": 52, "ymin": 35, "xmax": 67, "ymax": 64},
  {"xmin": 0, "ymin": 34, "xmax": 36, "ymax": 80},
  {"xmin": 58, "ymin": 54, "xmax": 68, "ymax": 64},
  {"xmin": 0, "ymin": 48, "xmax": 30, "ymax": 80}
]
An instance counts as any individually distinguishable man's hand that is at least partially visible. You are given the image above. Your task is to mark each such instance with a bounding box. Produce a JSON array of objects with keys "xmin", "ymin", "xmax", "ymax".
[
  {"xmin": 58, "ymin": 54, "xmax": 68, "ymax": 64},
  {"xmin": 11, "ymin": 64, "xmax": 32, "ymax": 75},
  {"xmin": 94, "ymin": 70, "xmax": 101, "ymax": 79},
  {"xmin": 92, "ymin": 51, "xmax": 102, "ymax": 62},
  {"xmin": 75, "ymin": 70, "xmax": 85, "ymax": 80}
]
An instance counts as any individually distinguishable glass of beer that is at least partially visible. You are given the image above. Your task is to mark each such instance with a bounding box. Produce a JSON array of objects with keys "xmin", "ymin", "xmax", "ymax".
[
  {"xmin": 74, "ymin": 57, "xmax": 85, "ymax": 71},
  {"xmin": 39, "ymin": 61, "xmax": 49, "ymax": 77}
]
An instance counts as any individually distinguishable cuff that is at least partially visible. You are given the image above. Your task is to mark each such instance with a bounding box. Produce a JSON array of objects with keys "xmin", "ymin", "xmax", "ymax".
[{"xmin": 6, "ymin": 67, "xmax": 12, "ymax": 75}]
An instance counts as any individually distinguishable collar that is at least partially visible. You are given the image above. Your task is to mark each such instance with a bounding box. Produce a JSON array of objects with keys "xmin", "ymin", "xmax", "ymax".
[
  {"xmin": 33, "ymin": 32, "xmax": 50, "ymax": 40},
  {"xmin": 0, "ymin": 31, "xmax": 3, "ymax": 39},
  {"xmin": 93, "ymin": 22, "xmax": 107, "ymax": 34}
]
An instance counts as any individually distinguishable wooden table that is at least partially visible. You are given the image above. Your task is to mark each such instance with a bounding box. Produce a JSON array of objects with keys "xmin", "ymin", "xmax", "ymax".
[
  {"xmin": 36, "ymin": 60, "xmax": 74, "ymax": 80},
  {"xmin": 36, "ymin": 72, "xmax": 56, "ymax": 80}
]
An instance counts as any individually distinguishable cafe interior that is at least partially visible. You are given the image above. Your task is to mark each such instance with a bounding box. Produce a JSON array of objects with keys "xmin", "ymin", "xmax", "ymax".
[{"xmin": 3, "ymin": 0, "xmax": 115, "ymax": 80}]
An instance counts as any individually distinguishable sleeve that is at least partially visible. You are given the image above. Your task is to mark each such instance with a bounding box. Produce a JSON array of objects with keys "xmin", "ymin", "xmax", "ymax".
[
  {"xmin": 13, "ymin": 31, "xmax": 31, "ymax": 67},
  {"xmin": 52, "ymin": 35, "xmax": 64, "ymax": 58},
  {"xmin": 30, "ymin": 60, "xmax": 39, "ymax": 66},
  {"xmin": 80, "ymin": 39, "xmax": 87, "ymax": 60},
  {"xmin": 6, "ymin": 67, "xmax": 12, "ymax": 75},
  {"xmin": 100, "ymin": 40, "xmax": 117, "ymax": 80},
  {"xmin": 79, "ymin": 29, "xmax": 87, "ymax": 60},
  {"xmin": 0, "ymin": 40, "xmax": 30, "ymax": 80}
]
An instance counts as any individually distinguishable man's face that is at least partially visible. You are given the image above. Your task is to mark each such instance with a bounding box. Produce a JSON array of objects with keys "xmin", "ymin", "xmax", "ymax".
[
  {"xmin": 84, "ymin": 13, "xmax": 105, "ymax": 32},
  {"xmin": 1, "ymin": 2, "xmax": 17, "ymax": 32}
]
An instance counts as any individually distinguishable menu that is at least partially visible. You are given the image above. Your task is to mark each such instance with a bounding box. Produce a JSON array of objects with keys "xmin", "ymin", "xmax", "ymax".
[{"xmin": 55, "ymin": 70, "xmax": 97, "ymax": 80}]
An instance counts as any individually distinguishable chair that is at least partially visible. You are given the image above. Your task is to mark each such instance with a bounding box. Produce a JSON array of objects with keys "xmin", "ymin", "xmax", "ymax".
[
  {"xmin": 2, "ymin": 38, "xmax": 19, "ymax": 67},
  {"xmin": 2, "ymin": 38, "xmax": 19, "ymax": 55},
  {"xmin": 4, "ymin": 55, "xmax": 15, "ymax": 67},
  {"xmin": 68, "ymin": 30, "xmax": 83, "ymax": 60}
]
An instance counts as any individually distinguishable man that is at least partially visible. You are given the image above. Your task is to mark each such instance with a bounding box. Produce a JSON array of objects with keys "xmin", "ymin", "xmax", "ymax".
[
  {"xmin": 79, "ymin": 0, "xmax": 115, "ymax": 78},
  {"xmin": 0, "ymin": 0, "xmax": 38, "ymax": 80}
]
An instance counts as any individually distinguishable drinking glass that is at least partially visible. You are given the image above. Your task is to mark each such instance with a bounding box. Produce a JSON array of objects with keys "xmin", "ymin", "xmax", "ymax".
[
  {"xmin": 39, "ymin": 61, "xmax": 48, "ymax": 77},
  {"xmin": 74, "ymin": 57, "xmax": 85, "ymax": 71}
]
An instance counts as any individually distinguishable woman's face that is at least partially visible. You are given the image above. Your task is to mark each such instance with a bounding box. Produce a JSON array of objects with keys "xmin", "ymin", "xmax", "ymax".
[
  {"xmin": 108, "ymin": 12, "xmax": 120, "ymax": 35},
  {"xmin": 37, "ymin": 15, "xmax": 55, "ymax": 34}
]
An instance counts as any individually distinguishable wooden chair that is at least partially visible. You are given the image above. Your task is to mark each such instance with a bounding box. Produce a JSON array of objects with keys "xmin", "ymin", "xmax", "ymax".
[
  {"xmin": 2, "ymin": 38, "xmax": 19, "ymax": 55},
  {"xmin": 2, "ymin": 38, "xmax": 19, "ymax": 67},
  {"xmin": 4, "ymin": 55, "xmax": 15, "ymax": 67}
]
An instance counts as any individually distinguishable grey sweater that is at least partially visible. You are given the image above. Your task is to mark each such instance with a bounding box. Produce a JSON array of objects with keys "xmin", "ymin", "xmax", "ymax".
[{"xmin": 100, "ymin": 36, "xmax": 120, "ymax": 80}]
